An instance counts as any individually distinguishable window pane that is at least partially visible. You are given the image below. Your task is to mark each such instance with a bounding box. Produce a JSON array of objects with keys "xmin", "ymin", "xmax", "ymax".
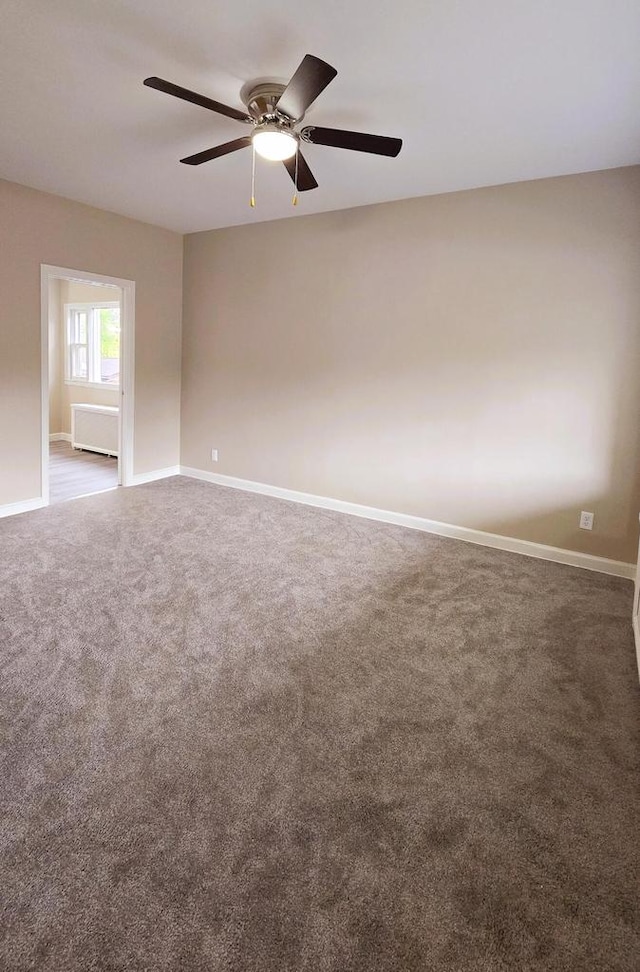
[
  {"xmin": 99, "ymin": 307, "xmax": 120, "ymax": 384},
  {"xmin": 69, "ymin": 311, "xmax": 81, "ymax": 344},
  {"xmin": 72, "ymin": 345, "xmax": 87, "ymax": 380},
  {"xmin": 77, "ymin": 311, "xmax": 87, "ymax": 343}
]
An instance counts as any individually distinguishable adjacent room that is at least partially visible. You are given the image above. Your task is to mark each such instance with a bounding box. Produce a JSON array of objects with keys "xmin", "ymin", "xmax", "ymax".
[
  {"xmin": 1, "ymin": 2, "xmax": 639, "ymax": 971},
  {"xmin": 48, "ymin": 277, "xmax": 122, "ymax": 504}
]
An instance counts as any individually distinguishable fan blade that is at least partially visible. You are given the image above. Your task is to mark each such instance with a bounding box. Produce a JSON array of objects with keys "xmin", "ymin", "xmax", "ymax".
[
  {"xmin": 301, "ymin": 126, "xmax": 402, "ymax": 157},
  {"xmin": 276, "ymin": 55, "xmax": 337, "ymax": 120},
  {"xmin": 282, "ymin": 151, "xmax": 318, "ymax": 191},
  {"xmin": 144, "ymin": 77, "xmax": 252, "ymax": 124},
  {"xmin": 181, "ymin": 137, "xmax": 252, "ymax": 165}
]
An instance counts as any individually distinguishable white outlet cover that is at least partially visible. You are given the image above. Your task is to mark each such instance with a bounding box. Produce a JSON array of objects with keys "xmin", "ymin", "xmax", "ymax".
[
  {"xmin": 579, "ymin": 511, "xmax": 594, "ymax": 530},
  {"xmin": 211, "ymin": 449, "xmax": 219, "ymax": 462}
]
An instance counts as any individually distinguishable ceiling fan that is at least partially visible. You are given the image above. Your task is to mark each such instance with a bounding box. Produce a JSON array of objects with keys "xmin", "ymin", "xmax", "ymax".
[{"xmin": 143, "ymin": 54, "xmax": 402, "ymax": 193}]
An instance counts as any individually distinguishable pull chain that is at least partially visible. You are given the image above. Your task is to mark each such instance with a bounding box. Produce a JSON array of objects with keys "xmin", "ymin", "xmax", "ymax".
[
  {"xmin": 250, "ymin": 142, "xmax": 256, "ymax": 208},
  {"xmin": 292, "ymin": 143, "xmax": 299, "ymax": 206}
]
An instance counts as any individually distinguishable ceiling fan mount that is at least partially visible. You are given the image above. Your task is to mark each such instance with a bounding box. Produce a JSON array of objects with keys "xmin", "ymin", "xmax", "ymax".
[
  {"xmin": 240, "ymin": 80, "xmax": 303, "ymax": 123},
  {"xmin": 143, "ymin": 54, "xmax": 402, "ymax": 194}
]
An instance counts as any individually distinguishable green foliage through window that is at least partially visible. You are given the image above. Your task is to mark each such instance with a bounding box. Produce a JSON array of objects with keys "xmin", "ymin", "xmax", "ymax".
[{"xmin": 100, "ymin": 308, "xmax": 120, "ymax": 359}]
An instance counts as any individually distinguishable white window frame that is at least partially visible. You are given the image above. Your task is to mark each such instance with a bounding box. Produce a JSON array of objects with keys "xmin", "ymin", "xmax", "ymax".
[{"xmin": 64, "ymin": 301, "xmax": 121, "ymax": 389}]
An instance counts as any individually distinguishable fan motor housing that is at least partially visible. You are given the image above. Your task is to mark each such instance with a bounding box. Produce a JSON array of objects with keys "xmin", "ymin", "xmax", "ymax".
[{"xmin": 241, "ymin": 80, "xmax": 303, "ymax": 123}]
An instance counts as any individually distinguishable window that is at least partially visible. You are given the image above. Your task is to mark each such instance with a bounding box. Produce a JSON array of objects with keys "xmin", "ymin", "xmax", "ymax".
[{"xmin": 65, "ymin": 302, "xmax": 120, "ymax": 386}]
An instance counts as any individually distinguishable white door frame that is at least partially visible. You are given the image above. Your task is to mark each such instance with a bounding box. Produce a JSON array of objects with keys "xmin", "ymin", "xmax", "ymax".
[{"xmin": 40, "ymin": 264, "xmax": 135, "ymax": 503}]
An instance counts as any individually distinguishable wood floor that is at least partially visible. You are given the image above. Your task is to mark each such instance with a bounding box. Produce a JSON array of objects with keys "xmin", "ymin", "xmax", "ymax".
[{"xmin": 49, "ymin": 440, "xmax": 118, "ymax": 504}]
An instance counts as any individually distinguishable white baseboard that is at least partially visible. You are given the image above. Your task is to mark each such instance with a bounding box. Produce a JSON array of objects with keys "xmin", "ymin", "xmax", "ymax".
[
  {"xmin": 49, "ymin": 432, "xmax": 71, "ymax": 442},
  {"xmin": 129, "ymin": 465, "xmax": 181, "ymax": 487},
  {"xmin": 0, "ymin": 497, "xmax": 47, "ymax": 519},
  {"xmin": 179, "ymin": 466, "xmax": 635, "ymax": 580}
]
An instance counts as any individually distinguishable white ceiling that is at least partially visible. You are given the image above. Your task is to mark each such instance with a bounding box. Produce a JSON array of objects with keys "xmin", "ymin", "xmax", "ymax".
[{"xmin": 1, "ymin": 0, "xmax": 639, "ymax": 234}]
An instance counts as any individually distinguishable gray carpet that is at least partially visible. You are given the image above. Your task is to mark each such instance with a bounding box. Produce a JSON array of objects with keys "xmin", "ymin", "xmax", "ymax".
[{"xmin": 1, "ymin": 476, "xmax": 639, "ymax": 971}]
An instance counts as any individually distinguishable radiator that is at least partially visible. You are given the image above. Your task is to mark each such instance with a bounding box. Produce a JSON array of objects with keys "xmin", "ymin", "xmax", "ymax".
[{"xmin": 71, "ymin": 404, "xmax": 119, "ymax": 457}]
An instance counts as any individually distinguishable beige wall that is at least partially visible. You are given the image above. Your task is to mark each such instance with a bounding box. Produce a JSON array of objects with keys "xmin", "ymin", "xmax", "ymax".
[
  {"xmin": 181, "ymin": 166, "xmax": 640, "ymax": 563},
  {"xmin": 4, "ymin": 168, "xmax": 639, "ymax": 563},
  {"xmin": 0, "ymin": 178, "xmax": 182, "ymax": 504},
  {"xmin": 51, "ymin": 281, "xmax": 121, "ymax": 435}
]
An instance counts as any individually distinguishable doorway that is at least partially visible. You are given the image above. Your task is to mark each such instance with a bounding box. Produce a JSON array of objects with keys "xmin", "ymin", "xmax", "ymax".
[{"xmin": 40, "ymin": 266, "xmax": 135, "ymax": 505}]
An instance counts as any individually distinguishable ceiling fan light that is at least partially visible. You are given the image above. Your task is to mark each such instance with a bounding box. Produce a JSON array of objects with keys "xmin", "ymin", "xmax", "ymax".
[{"xmin": 252, "ymin": 127, "xmax": 297, "ymax": 161}]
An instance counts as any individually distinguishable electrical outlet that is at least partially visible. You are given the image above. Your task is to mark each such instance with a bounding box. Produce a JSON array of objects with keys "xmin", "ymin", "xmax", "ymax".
[
  {"xmin": 211, "ymin": 449, "xmax": 219, "ymax": 462},
  {"xmin": 579, "ymin": 511, "xmax": 594, "ymax": 530}
]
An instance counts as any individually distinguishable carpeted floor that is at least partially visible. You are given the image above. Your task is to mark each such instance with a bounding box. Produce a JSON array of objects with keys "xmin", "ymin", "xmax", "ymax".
[{"xmin": 1, "ymin": 476, "xmax": 639, "ymax": 971}]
